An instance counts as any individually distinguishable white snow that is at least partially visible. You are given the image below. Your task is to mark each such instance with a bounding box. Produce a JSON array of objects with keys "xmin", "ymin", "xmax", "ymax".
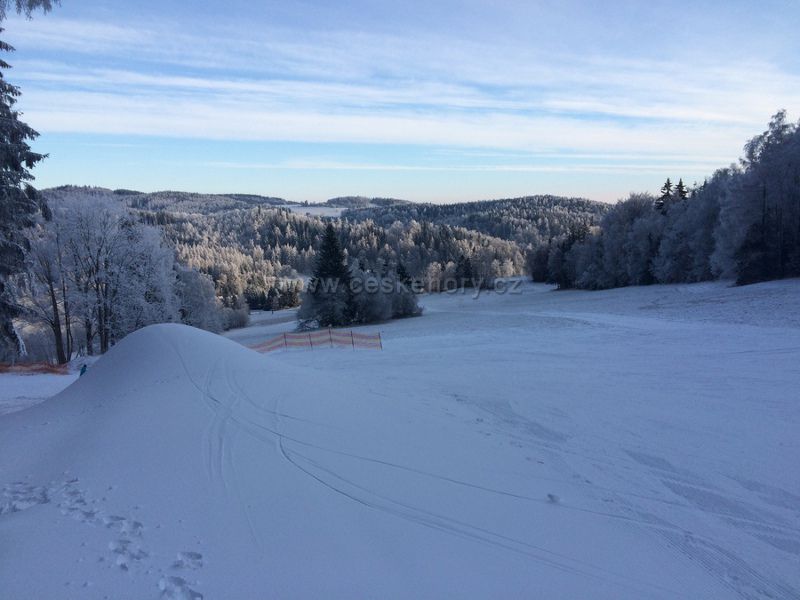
[
  {"xmin": 1, "ymin": 280, "xmax": 799, "ymax": 599},
  {"xmin": 0, "ymin": 372, "xmax": 78, "ymax": 416},
  {"xmin": 224, "ymin": 307, "xmax": 299, "ymax": 347},
  {"xmin": 283, "ymin": 204, "xmax": 346, "ymax": 218}
]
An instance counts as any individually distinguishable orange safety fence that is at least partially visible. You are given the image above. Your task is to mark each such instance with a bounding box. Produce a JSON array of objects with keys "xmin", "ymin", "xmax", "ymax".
[
  {"xmin": 251, "ymin": 329, "xmax": 383, "ymax": 353},
  {"xmin": 0, "ymin": 362, "xmax": 70, "ymax": 375}
]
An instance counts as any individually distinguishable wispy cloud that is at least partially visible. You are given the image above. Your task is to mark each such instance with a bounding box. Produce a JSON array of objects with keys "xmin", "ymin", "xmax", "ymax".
[
  {"xmin": 203, "ymin": 160, "xmax": 718, "ymax": 174},
  {"xmin": 3, "ymin": 7, "xmax": 798, "ymax": 201}
]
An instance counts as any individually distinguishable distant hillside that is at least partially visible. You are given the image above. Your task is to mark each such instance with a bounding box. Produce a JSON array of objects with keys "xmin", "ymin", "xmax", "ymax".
[
  {"xmin": 341, "ymin": 195, "xmax": 609, "ymax": 245},
  {"xmin": 41, "ymin": 186, "xmax": 610, "ymax": 310},
  {"xmin": 43, "ymin": 186, "xmax": 296, "ymax": 215}
]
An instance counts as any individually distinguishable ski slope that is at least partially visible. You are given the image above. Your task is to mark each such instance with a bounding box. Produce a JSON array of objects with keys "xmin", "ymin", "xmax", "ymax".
[{"xmin": 1, "ymin": 280, "xmax": 799, "ymax": 599}]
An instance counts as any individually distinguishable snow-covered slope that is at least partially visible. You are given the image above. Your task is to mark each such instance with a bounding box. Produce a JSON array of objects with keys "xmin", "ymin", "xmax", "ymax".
[{"xmin": 2, "ymin": 281, "xmax": 799, "ymax": 599}]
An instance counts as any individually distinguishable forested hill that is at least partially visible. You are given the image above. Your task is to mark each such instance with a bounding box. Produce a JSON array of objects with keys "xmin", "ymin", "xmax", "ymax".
[
  {"xmin": 43, "ymin": 187, "xmax": 606, "ymax": 311},
  {"xmin": 43, "ymin": 186, "xmax": 296, "ymax": 215},
  {"xmin": 342, "ymin": 196, "xmax": 609, "ymax": 246}
]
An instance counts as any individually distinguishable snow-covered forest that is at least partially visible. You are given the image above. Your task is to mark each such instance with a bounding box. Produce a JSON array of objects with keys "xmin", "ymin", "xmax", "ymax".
[{"xmin": 530, "ymin": 112, "xmax": 800, "ymax": 289}]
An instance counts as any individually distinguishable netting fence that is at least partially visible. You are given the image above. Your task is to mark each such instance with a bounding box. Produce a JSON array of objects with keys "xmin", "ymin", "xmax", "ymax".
[
  {"xmin": 251, "ymin": 329, "xmax": 383, "ymax": 354},
  {"xmin": 0, "ymin": 362, "xmax": 70, "ymax": 375}
]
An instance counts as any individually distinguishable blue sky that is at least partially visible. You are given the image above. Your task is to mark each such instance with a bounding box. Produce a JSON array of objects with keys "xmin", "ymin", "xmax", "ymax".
[{"xmin": 4, "ymin": 0, "xmax": 799, "ymax": 203}]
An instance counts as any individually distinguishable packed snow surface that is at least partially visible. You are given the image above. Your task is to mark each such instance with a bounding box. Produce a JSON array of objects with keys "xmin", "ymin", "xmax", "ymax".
[
  {"xmin": 0, "ymin": 372, "xmax": 77, "ymax": 416},
  {"xmin": 1, "ymin": 280, "xmax": 799, "ymax": 599}
]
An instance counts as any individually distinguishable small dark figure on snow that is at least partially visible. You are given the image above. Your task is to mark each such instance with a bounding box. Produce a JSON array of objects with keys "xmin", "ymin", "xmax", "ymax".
[{"xmin": 79, "ymin": 364, "xmax": 87, "ymax": 377}]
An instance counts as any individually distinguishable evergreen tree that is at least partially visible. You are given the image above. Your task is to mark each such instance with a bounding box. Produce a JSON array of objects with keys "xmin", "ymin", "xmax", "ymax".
[
  {"xmin": 279, "ymin": 281, "xmax": 301, "ymax": 308},
  {"xmin": 675, "ymin": 178, "xmax": 689, "ymax": 200},
  {"xmin": 0, "ymin": 31, "xmax": 47, "ymax": 357},
  {"xmin": 266, "ymin": 286, "xmax": 279, "ymax": 311},
  {"xmin": 454, "ymin": 255, "xmax": 474, "ymax": 287},
  {"xmin": 0, "ymin": 1, "xmax": 57, "ymax": 20},
  {"xmin": 655, "ymin": 178, "xmax": 673, "ymax": 212},
  {"xmin": 298, "ymin": 223, "xmax": 353, "ymax": 327},
  {"xmin": 396, "ymin": 261, "xmax": 412, "ymax": 286}
]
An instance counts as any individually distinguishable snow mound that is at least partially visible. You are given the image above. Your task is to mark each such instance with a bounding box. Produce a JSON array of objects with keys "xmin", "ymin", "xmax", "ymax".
[
  {"xmin": 66, "ymin": 323, "xmax": 259, "ymax": 402},
  {"xmin": 0, "ymin": 324, "xmax": 293, "ymax": 598}
]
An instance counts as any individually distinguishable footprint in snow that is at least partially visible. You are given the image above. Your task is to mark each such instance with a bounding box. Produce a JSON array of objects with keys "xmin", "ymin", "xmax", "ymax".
[{"xmin": 173, "ymin": 551, "xmax": 203, "ymax": 570}]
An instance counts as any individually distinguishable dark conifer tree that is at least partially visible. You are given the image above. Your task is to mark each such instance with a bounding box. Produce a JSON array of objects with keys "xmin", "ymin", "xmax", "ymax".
[
  {"xmin": 0, "ymin": 31, "xmax": 48, "ymax": 357},
  {"xmin": 455, "ymin": 255, "xmax": 474, "ymax": 287},
  {"xmin": 299, "ymin": 223, "xmax": 354, "ymax": 326},
  {"xmin": 675, "ymin": 178, "xmax": 689, "ymax": 200},
  {"xmin": 396, "ymin": 261, "xmax": 412, "ymax": 286},
  {"xmin": 266, "ymin": 286, "xmax": 279, "ymax": 311},
  {"xmin": 655, "ymin": 178, "xmax": 673, "ymax": 212}
]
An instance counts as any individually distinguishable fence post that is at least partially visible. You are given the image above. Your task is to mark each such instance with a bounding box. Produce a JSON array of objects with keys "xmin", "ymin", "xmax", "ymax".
[
  {"xmin": 351, "ymin": 331, "xmax": 355, "ymax": 350},
  {"xmin": 283, "ymin": 332, "xmax": 287, "ymax": 349},
  {"xmin": 308, "ymin": 333, "xmax": 313, "ymax": 349},
  {"xmin": 329, "ymin": 327, "xmax": 333, "ymax": 348},
  {"xmin": 378, "ymin": 332, "xmax": 383, "ymax": 350}
]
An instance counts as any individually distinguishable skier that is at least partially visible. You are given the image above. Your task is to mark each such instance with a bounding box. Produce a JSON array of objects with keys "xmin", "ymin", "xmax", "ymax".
[{"xmin": 79, "ymin": 364, "xmax": 87, "ymax": 377}]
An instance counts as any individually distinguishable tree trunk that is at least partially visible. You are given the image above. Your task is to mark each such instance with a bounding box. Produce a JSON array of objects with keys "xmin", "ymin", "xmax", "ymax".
[
  {"xmin": 85, "ymin": 319, "xmax": 94, "ymax": 356},
  {"xmin": 47, "ymin": 280, "xmax": 67, "ymax": 364},
  {"xmin": 99, "ymin": 304, "xmax": 108, "ymax": 354}
]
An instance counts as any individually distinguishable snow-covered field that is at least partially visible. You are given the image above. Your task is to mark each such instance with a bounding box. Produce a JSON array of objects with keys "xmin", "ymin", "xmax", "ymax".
[
  {"xmin": 1, "ymin": 280, "xmax": 798, "ymax": 599},
  {"xmin": 0, "ymin": 372, "xmax": 78, "ymax": 416},
  {"xmin": 283, "ymin": 204, "xmax": 345, "ymax": 218},
  {"xmin": 224, "ymin": 308, "xmax": 299, "ymax": 347}
]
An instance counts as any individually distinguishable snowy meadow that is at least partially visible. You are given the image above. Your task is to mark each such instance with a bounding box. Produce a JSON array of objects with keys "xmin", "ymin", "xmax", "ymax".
[{"xmin": 1, "ymin": 280, "xmax": 798, "ymax": 599}]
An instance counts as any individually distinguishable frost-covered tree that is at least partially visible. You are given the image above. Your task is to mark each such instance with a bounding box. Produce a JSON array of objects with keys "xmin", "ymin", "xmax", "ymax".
[
  {"xmin": 731, "ymin": 111, "xmax": 800, "ymax": 283},
  {"xmin": 0, "ymin": 30, "xmax": 48, "ymax": 358},
  {"xmin": 536, "ymin": 112, "xmax": 799, "ymax": 290},
  {"xmin": 110, "ymin": 224, "xmax": 179, "ymax": 338},
  {"xmin": 653, "ymin": 174, "xmax": 722, "ymax": 283},
  {"xmin": 18, "ymin": 196, "xmax": 208, "ymax": 358},
  {"xmin": 176, "ymin": 267, "xmax": 223, "ymax": 333},
  {"xmin": 349, "ymin": 263, "xmax": 392, "ymax": 324},
  {"xmin": 23, "ymin": 218, "xmax": 73, "ymax": 363},
  {"xmin": 54, "ymin": 198, "xmax": 181, "ymax": 353}
]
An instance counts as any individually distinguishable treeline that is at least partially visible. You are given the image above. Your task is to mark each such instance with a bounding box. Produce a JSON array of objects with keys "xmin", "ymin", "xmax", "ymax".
[
  {"xmin": 39, "ymin": 188, "xmax": 533, "ymax": 324},
  {"xmin": 342, "ymin": 195, "xmax": 608, "ymax": 247},
  {"xmin": 44, "ymin": 186, "xmax": 294, "ymax": 215},
  {"xmin": 531, "ymin": 111, "xmax": 800, "ymax": 289},
  {"xmin": 86, "ymin": 195, "xmax": 528, "ymax": 304},
  {"xmin": 41, "ymin": 189, "xmax": 532, "ymax": 316},
  {"xmin": 41, "ymin": 191, "xmax": 611, "ymax": 308}
]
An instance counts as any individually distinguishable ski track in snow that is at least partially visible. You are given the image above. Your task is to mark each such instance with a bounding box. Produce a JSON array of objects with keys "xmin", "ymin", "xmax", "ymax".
[
  {"xmin": 194, "ymin": 337, "xmax": 798, "ymax": 598},
  {"xmin": 2, "ymin": 280, "xmax": 799, "ymax": 598},
  {"xmin": 168, "ymin": 344, "xmax": 686, "ymax": 596},
  {"xmin": 179, "ymin": 352, "xmax": 731, "ymax": 598}
]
